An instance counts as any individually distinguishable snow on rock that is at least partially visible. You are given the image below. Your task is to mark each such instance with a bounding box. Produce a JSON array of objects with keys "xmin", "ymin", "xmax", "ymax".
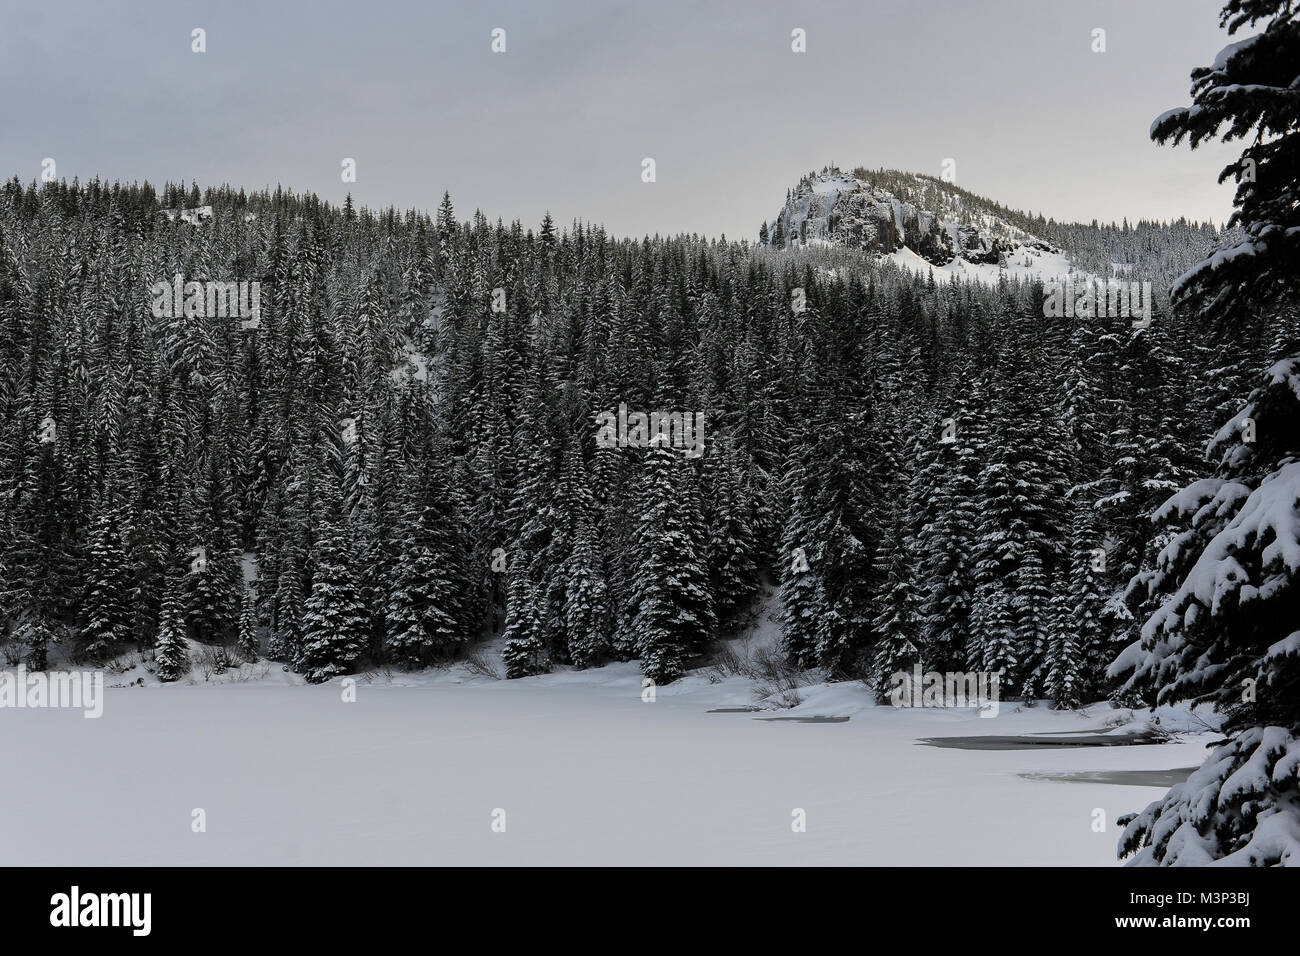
[{"xmin": 160, "ymin": 205, "xmax": 214, "ymax": 226}]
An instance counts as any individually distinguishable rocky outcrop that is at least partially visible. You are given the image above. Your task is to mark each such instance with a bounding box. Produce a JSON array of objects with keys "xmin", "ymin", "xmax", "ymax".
[{"xmin": 767, "ymin": 170, "xmax": 1059, "ymax": 268}]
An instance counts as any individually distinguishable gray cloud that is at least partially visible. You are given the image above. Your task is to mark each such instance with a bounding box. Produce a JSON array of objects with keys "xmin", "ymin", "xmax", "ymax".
[{"xmin": 0, "ymin": 0, "xmax": 1240, "ymax": 237}]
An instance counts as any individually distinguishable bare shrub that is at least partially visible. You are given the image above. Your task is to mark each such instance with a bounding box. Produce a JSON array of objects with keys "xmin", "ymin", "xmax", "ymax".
[
  {"xmin": 707, "ymin": 641, "xmax": 749, "ymax": 680},
  {"xmin": 463, "ymin": 649, "xmax": 503, "ymax": 680},
  {"xmin": 224, "ymin": 660, "xmax": 272, "ymax": 683},
  {"xmin": 1, "ymin": 633, "xmax": 22, "ymax": 667},
  {"xmin": 194, "ymin": 643, "xmax": 239, "ymax": 682},
  {"xmin": 749, "ymin": 648, "xmax": 809, "ymax": 709},
  {"xmin": 102, "ymin": 651, "xmax": 143, "ymax": 675}
]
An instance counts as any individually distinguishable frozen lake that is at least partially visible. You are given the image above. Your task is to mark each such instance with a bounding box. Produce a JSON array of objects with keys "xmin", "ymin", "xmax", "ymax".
[{"xmin": 1, "ymin": 665, "xmax": 1210, "ymax": 865}]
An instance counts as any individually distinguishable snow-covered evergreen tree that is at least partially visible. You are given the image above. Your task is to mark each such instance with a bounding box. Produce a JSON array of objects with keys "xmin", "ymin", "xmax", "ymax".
[
  {"xmin": 911, "ymin": 391, "xmax": 983, "ymax": 672},
  {"xmin": 778, "ymin": 453, "xmax": 824, "ymax": 669},
  {"xmin": 1046, "ymin": 505, "xmax": 1107, "ymax": 708},
  {"xmin": 632, "ymin": 445, "xmax": 714, "ymax": 683},
  {"xmin": 298, "ymin": 519, "xmax": 369, "ymax": 683},
  {"xmin": 501, "ymin": 568, "xmax": 546, "ymax": 678},
  {"xmin": 384, "ymin": 512, "xmax": 460, "ymax": 669},
  {"xmin": 154, "ymin": 573, "xmax": 190, "ymax": 683},
  {"xmin": 869, "ymin": 502, "xmax": 924, "ymax": 694},
  {"xmin": 80, "ymin": 507, "xmax": 135, "ymax": 660},
  {"xmin": 237, "ymin": 587, "xmax": 259, "ymax": 662},
  {"xmin": 702, "ymin": 434, "xmax": 759, "ymax": 630},
  {"xmin": 1115, "ymin": 0, "xmax": 1300, "ymax": 865},
  {"xmin": 565, "ymin": 505, "xmax": 611, "ymax": 669}
]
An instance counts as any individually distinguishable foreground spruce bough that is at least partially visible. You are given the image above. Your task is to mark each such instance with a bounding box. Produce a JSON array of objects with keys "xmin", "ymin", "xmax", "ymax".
[{"xmin": 1111, "ymin": 0, "xmax": 1300, "ymax": 866}]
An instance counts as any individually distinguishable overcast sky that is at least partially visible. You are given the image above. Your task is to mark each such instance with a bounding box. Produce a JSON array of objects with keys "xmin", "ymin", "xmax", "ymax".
[{"xmin": 0, "ymin": 0, "xmax": 1242, "ymax": 238}]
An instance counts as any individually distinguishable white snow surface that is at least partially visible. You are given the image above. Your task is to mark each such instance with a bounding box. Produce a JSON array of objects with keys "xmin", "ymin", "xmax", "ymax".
[
  {"xmin": 2, "ymin": 656, "xmax": 1211, "ymax": 865},
  {"xmin": 885, "ymin": 244, "xmax": 1079, "ymax": 286},
  {"xmin": 389, "ymin": 335, "xmax": 431, "ymax": 385}
]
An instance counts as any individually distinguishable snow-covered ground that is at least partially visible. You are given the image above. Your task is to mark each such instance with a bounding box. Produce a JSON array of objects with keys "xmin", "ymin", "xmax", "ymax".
[
  {"xmin": 2, "ymin": 655, "xmax": 1213, "ymax": 865},
  {"xmin": 885, "ymin": 243, "xmax": 1080, "ymax": 286}
]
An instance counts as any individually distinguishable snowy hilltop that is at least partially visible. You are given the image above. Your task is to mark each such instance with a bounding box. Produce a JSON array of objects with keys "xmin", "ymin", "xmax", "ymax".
[
  {"xmin": 759, "ymin": 165, "xmax": 1223, "ymax": 292},
  {"xmin": 761, "ymin": 166, "xmax": 1072, "ymax": 282}
]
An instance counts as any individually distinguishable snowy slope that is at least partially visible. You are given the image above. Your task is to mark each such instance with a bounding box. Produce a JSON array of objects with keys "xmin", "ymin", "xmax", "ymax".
[{"xmin": 884, "ymin": 244, "xmax": 1079, "ymax": 286}]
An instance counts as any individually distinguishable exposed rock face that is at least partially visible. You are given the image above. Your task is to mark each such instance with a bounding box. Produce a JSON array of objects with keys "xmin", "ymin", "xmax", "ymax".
[
  {"xmin": 767, "ymin": 170, "xmax": 1058, "ymax": 267},
  {"xmin": 160, "ymin": 205, "xmax": 214, "ymax": 227}
]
